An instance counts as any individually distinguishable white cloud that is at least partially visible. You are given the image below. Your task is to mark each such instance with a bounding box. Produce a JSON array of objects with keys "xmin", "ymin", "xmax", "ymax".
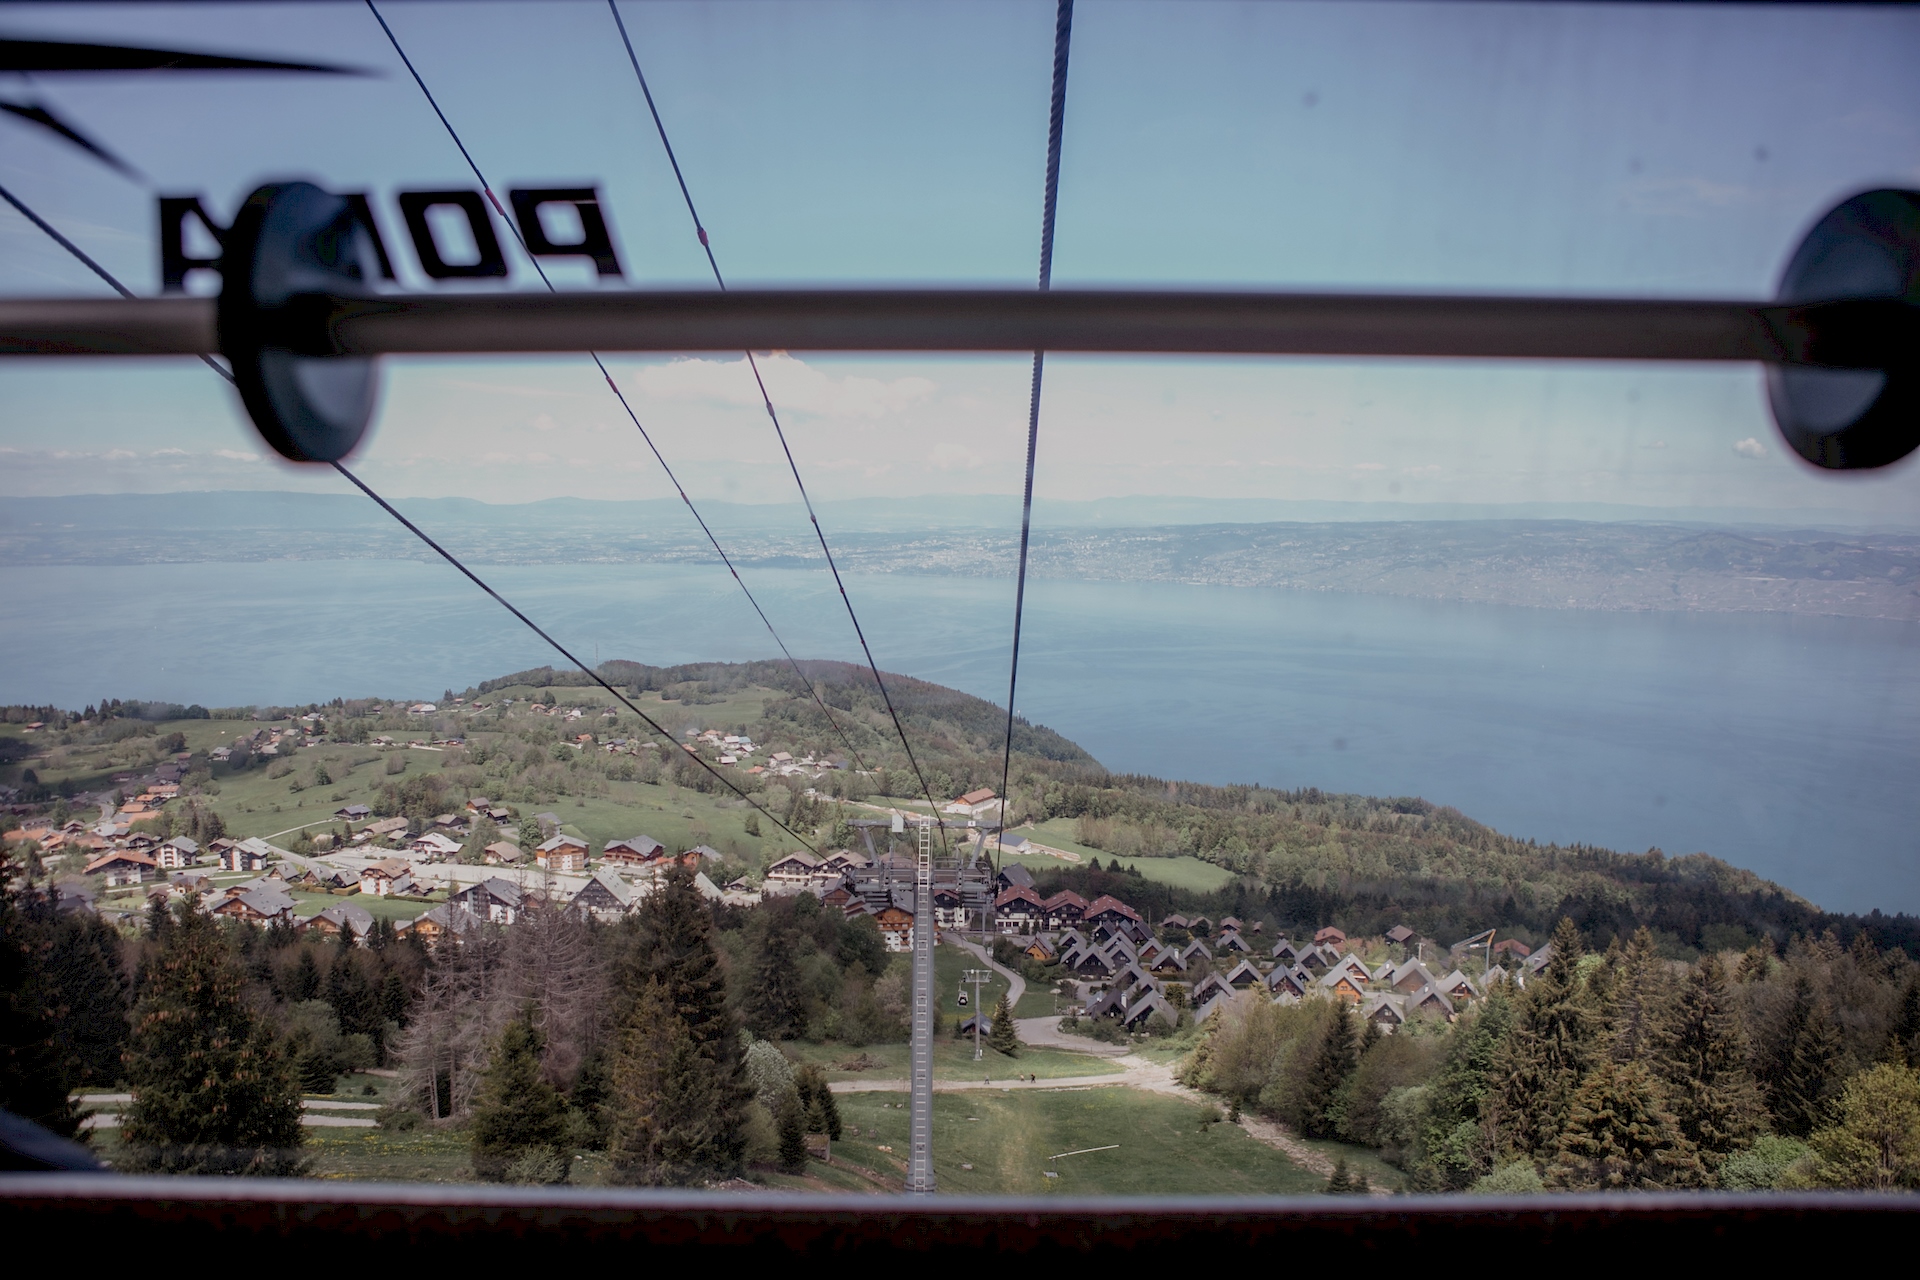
[
  {"xmin": 213, "ymin": 449, "xmax": 263, "ymax": 463},
  {"xmin": 1733, "ymin": 437, "xmax": 1767, "ymax": 460},
  {"xmin": 626, "ymin": 354, "xmax": 936, "ymax": 420}
]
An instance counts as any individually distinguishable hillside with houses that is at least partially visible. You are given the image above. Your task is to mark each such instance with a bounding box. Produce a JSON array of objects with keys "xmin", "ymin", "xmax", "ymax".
[{"xmin": 3, "ymin": 664, "xmax": 1918, "ymax": 1193}]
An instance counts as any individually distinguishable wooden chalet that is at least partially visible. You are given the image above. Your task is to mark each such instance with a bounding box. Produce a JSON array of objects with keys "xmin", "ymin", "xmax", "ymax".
[
  {"xmin": 450, "ymin": 877, "xmax": 524, "ymax": 924},
  {"xmin": 211, "ymin": 886, "xmax": 297, "ymax": 927},
  {"xmin": 1316, "ymin": 968, "xmax": 1368, "ymax": 1005},
  {"xmin": 1266, "ymin": 965, "xmax": 1309, "ymax": 998},
  {"xmin": 536, "ymin": 834, "xmax": 590, "ymax": 873},
  {"xmin": 1041, "ymin": 889, "xmax": 1087, "ymax": 930},
  {"xmin": 84, "ymin": 849, "xmax": 156, "ymax": 887},
  {"xmin": 873, "ymin": 904, "xmax": 915, "ymax": 952},
  {"xmin": 1216, "ymin": 930, "xmax": 1251, "ymax": 954},
  {"xmin": 1384, "ymin": 924, "xmax": 1417, "ymax": 947},
  {"xmin": 1222, "ymin": 959, "xmax": 1265, "ymax": 988},
  {"xmin": 602, "ymin": 835, "xmax": 666, "ymax": 868},
  {"xmin": 360, "ymin": 858, "xmax": 413, "ymax": 897},
  {"xmin": 302, "ymin": 902, "xmax": 375, "ymax": 942},
  {"xmin": 1313, "ymin": 925, "xmax": 1347, "ymax": 946},
  {"xmin": 483, "ymin": 841, "xmax": 523, "ymax": 865},
  {"xmin": 993, "ymin": 885, "xmax": 1044, "ymax": 934},
  {"xmin": 1024, "ymin": 935, "xmax": 1057, "ymax": 963},
  {"xmin": 569, "ymin": 869, "xmax": 635, "ymax": 922}
]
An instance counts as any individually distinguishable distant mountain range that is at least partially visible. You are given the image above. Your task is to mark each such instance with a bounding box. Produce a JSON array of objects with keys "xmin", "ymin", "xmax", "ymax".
[{"xmin": 5, "ymin": 492, "xmax": 1916, "ymax": 621}]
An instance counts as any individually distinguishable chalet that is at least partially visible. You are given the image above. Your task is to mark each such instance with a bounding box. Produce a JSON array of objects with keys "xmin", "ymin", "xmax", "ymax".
[
  {"xmin": 1267, "ymin": 966, "xmax": 1308, "ymax": 999},
  {"xmin": 431, "ymin": 813, "xmax": 466, "ymax": 832},
  {"xmin": 824, "ymin": 849, "xmax": 873, "ymax": 875},
  {"xmin": 1434, "ymin": 969, "xmax": 1480, "ymax": 1003},
  {"xmin": 536, "ymin": 834, "xmax": 590, "ymax": 873},
  {"xmin": 1056, "ymin": 927, "xmax": 1089, "ymax": 954},
  {"xmin": 1216, "ymin": 930, "xmax": 1252, "ymax": 954},
  {"xmin": 1149, "ymin": 948, "xmax": 1188, "ymax": 977},
  {"xmin": 1316, "ymin": 968, "xmax": 1369, "ymax": 1005},
  {"xmin": 1314, "ymin": 925, "xmax": 1347, "ymax": 946},
  {"xmin": 1194, "ymin": 987, "xmax": 1235, "ymax": 1025},
  {"xmin": 221, "ymin": 838, "xmax": 275, "ymax": 873},
  {"xmin": 765, "ymin": 851, "xmax": 829, "ymax": 890},
  {"xmin": 1408, "ymin": 984, "xmax": 1457, "ymax": 1018},
  {"xmin": 1041, "ymin": 890, "xmax": 1088, "ymax": 930},
  {"xmin": 1219, "ymin": 916, "xmax": 1244, "ymax": 933},
  {"xmin": 1492, "ymin": 938, "xmax": 1533, "ymax": 960},
  {"xmin": 360, "ymin": 858, "xmax": 413, "ymax": 897},
  {"xmin": 402, "ymin": 903, "xmax": 481, "ymax": 948},
  {"xmin": 955, "ymin": 1013, "xmax": 995, "ymax": 1039},
  {"xmin": 932, "ymin": 885, "xmax": 970, "ymax": 930},
  {"xmin": 995, "ymin": 863, "xmax": 1036, "ymax": 896},
  {"xmin": 484, "ymin": 841, "xmax": 523, "ymax": 865},
  {"xmin": 1187, "ymin": 916, "xmax": 1213, "ymax": 936},
  {"xmin": 1179, "ymin": 938, "xmax": 1211, "ymax": 966},
  {"xmin": 84, "ymin": 849, "xmax": 157, "ymax": 887},
  {"xmin": 464, "ymin": 797, "xmax": 495, "ymax": 814},
  {"xmin": 1387, "ymin": 960, "xmax": 1437, "ymax": 994},
  {"xmin": 993, "ymin": 885, "xmax": 1044, "ymax": 934},
  {"xmin": 873, "ymin": 904, "xmax": 915, "ymax": 952},
  {"xmin": 451, "ymin": 877, "xmax": 524, "ymax": 924},
  {"xmin": 603, "ymin": 836, "xmax": 666, "ymax": 867},
  {"xmin": 1297, "ymin": 945, "xmax": 1336, "ymax": 974},
  {"xmin": 1362, "ymin": 992, "xmax": 1407, "ymax": 1030},
  {"xmin": 1270, "ymin": 937, "xmax": 1301, "ymax": 963},
  {"xmin": 943, "ymin": 788, "xmax": 1000, "ymax": 819},
  {"xmin": 1137, "ymin": 939, "xmax": 1165, "ymax": 966},
  {"xmin": 1523, "ymin": 941, "xmax": 1556, "ymax": 975},
  {"xmin": 1067, "ymin": 947, "xmax": 1117, "ymax": 978},
  {"xmin": 1113, "ymin": 962, "xmax": 1155, "ymax": 994},
  {"xmin": 303, "ymin": 903, "xmax": 375, "ymax": 942},
  {"xmin": 1119, "ymin": 993, "xmax": 1178, "ymax": 1032},
  {"xmin": 1222, "ymin": 959, "xmax": 1265, "ymax": 989},
  {"xmin": 156, "ymin": 837, "xmax": 200, "ymax": 869},
  {"xmin": 1102, "ymin": 931, "xmax": 1140, "ymax": 962},
  {"xmin": 212, "ymin": 886, "xmax": 297, "ymax": 926},
  {"xmin": 1160, "ymin": 913, "xmax": 1190, "ymax": 932},
  {"xmin": 1024, "ymin": 936, "xmax": 1057, "ymax": 964},
  {"xmin": 1333, "ymin": 953, "xmax": 1373, "ymax": 983},
  {"xmin": 1191, "ymin": 972, "xmax": 1233, "ymax": 1006},
  {"xmin": 1084, "ymin": 895, "xmax": 1144, "ymax": 931},
  {"xmin": 1384, "ymin": 924, "xmax": 1417, "ymax": 947},
  {"xmin": 409, "ymin": 831, "xmax": 462, "ymax": 860},
  {"xmin": 569, "ymin": 869, "xmax": 635, "ymax": 923},
  {"xmin": 363, "ymin": 817, "xmax": 409, "ymax": 841}
]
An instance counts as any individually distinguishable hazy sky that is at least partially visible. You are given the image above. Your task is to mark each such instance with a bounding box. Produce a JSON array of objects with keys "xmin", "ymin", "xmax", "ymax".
[{"xmin": 4, "ymin": 0, "xmax": 1920, "ymax": 520}]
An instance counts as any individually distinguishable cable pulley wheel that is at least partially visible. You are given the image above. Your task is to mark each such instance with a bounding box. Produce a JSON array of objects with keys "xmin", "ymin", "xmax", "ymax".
[
  {"xmin": 1767, "ymin": 189, "xmax": 1920, "ymax": 470},
  {"xmin": 218, "ymin": 181, "xmax": 382, "ymax": 462}
]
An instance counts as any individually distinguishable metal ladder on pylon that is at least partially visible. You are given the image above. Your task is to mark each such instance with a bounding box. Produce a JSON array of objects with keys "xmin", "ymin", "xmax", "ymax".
[{"xmin": 907, "ymin": 816, "xmax": 936, "ymax": 1194}]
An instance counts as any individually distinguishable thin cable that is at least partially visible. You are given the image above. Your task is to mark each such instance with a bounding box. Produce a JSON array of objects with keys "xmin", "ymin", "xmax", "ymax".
[
  {"xmin": 330, "ymin": 460, "xmax": 817, "ymax": 852},
  {"xmin": 366, "ymin": 0, "xmax": 876, "ymax": 776},
  {"xmin": 608, "ymin": 0, "xmax": 950, "ymax": 848},
  {"xmin": 0, "ymin": 177, "xmax": 234, "ymax": 384},
  {"xmin": 996, "ymin": 0, "xmax": 1073, "ymax": 876}
]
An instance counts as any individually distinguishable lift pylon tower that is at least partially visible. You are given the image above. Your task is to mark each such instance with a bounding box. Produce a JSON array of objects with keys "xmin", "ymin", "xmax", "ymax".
[{"xmin": 908, "ymin": 816, "xmax": 936, "ymax": 1194}]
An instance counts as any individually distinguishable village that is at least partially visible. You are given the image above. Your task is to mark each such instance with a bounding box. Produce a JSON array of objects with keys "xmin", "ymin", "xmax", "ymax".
[{"xmin": 12, "ymin": 745, "xmax": 1538, "ymax": 1042}]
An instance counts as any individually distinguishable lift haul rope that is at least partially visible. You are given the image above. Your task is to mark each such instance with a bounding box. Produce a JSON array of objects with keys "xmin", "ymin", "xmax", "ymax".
[
  {"xmin": 996, "ymin": 0, "xmax": 1074, "ymax": 881},
  {"xmin": 367, "ymin": 0, "xmax": 879, "ymax": 779},
  {"xmin": 608, "ymin": 0, "xmax": 953, "ymax": 848}
]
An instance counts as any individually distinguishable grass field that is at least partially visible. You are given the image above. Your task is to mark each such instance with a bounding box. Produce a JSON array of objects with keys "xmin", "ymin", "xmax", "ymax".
[
  {"xmin": 783, "ymin": 1038, "xmax": 1123, "ymax": 1083},
  {"xmin": 832, "ymin": 1087, "xmax": 1324, "ymax": 1195},
  {"xmin": 1008, "ymin": 822, "xmax": 1239, "ymax": 893}
]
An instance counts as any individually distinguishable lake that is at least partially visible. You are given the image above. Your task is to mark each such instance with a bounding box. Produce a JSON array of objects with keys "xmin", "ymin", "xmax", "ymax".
[{"xmin": 2, "ymin": 559, "xmax": 1914, "ymax": 915}]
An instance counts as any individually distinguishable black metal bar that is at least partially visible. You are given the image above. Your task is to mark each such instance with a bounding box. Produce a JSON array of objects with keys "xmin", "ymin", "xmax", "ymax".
[
  {"xmin": 1, "ymin": 289, "xmax": 1910, "ymax": 366},
  {"xmin": 0, "ymin": 1177, "xmax": 1913, "ymax": 1259}
]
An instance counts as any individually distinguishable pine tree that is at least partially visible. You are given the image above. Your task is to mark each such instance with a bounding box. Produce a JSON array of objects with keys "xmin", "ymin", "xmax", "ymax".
[
  {"xmin": 0, "ymin": 857, "xmax": 79, "ymax": 1137},
  {"xmin": 1757, "ymin": 973, "xmax": 1844, "ymax": 1138},
  {"xmin": 776, "ymin": 1086, "xmax": 809, "ymax": 1174},
  {"xmin": 469, "ymin": 1015, "xmax": 569, "ymax": 1182},
  {"xmin": 607, "ymin": 979, "xmax": 739, "ymax": 1186},
  {"xmin": 121, "ymin": 905, "xmax": 304, "ymax": 1175},
  {"xmin": 1889, "ymin": 975, "xmax": 1920, "ymax": 1068},
  {"xmin": 1413, "ymin": 991, "xmax": 1516, "ymax": 1190},
  {"xmin": 794, "ymin": 1061, "xmax": 842, "ymax": 1139},
  {"xmin": 1324, "ymin": 1157, "xmax": 1354, "ymax": 1194},
  {"xmin": 1606, "ymin": 927, "xmax": 1667, "ymax": 1064},
  {"xmin": 1297, "ymin": 1005, "xmax": 1360, "ymax": 1139},
  {"xmin": 745, "ymin": 920, "xmax": 806, "ymax": 1041},
  {"xmin": 1491, "ymin": 917, "xmax": 1598, "ymax": 1158},
  {"xmin": 287, "ymin": 947, "xmax": 321, "ymax": 1002},
  {"xmin": 1546, "ymin": 1061, "xmax": 1706, "ymax": 1189},
  {"xmin": 1656, "ymin": 953, "xmax": 1766, "ymax": 1171},
  {"xmin": 987, "ymin": 989, "xmax": 1021, "ymax": 1057}
]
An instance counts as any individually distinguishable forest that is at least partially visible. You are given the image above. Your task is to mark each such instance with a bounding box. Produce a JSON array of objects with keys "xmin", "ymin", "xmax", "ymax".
[{"xmin": 1181, "ymin": 919, "xmax": 1920, "ymax": 1191}]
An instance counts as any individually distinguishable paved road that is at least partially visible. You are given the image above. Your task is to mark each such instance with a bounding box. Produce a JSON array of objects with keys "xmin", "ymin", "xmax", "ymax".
[
  {"xmin": 1015, "ymin": 1014, "xmax": 1131, "ymax": 1057},
  {"xmin": 948, "ymin": 936, "xmax": 1024, "ymax": 1013}
]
